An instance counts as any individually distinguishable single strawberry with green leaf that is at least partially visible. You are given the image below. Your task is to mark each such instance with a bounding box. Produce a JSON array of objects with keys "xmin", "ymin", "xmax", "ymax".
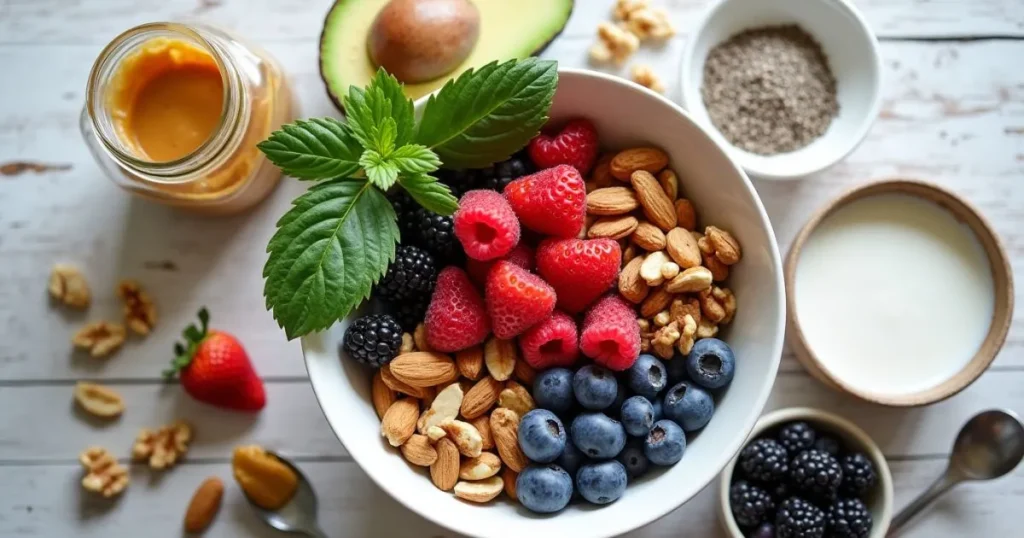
[{"xmin": 164, "ymin": 308, "xmax": 266, "ymax": 412}]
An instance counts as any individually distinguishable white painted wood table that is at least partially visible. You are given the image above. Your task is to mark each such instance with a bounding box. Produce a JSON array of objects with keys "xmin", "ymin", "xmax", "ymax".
[{"xmin": 1, "ymin": 0, "xmax": 1022, "ymax": 536}]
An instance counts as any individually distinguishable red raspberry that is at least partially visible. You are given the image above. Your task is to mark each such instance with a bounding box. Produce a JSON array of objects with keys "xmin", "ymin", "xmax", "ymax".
[
  {"xmin": 519, "ymin": 310, "xmax": 580, "ymax": 369},
  {"xmin": 424, "ymin": 267, "xmax": 490, "ymax": 352},
  {"xmin": 485, "ymin": 261, "xmax": 556, "ymax": 339},
  {"xmin": 580, "ymin": 294, "xmax": 641, "ymax": 371},
  {"xmin": 453, "ymin": 190, "xmax": 520, "ymax": 261},
  {"xmin": 528, "ymin": 118, "xmax": 600, "ymax": 175},
  {"xmin": 503, "ymin": 164, "xmax": 586, "ymax": 237},
  {"xmin": 536, "ymin": 238, "xmax": 621, "ymax": 313},
  {"xmin": 465, "ymin": 243, "xmax": 535, "ymax": 287}
]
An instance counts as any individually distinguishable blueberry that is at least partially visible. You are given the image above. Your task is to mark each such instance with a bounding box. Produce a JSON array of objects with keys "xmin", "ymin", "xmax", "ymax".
[
  {"xmin": 576, "ymin": 460, "xmax": 628, "ymax": 505},
  {"xmin": 685, "ymin": 338, "xmax": 736, "ymax": 389},
  {"xmin": 644, "ymin": 419, "xmax": 686, "ymax": 465},
  {"xmin": 663, "ymin": 381, "xmax": 715, "ymax": 431},
  {"xmin": 616, "ymin": 440, "xmax": 650, "ymax": 480},
  {"xmin": 571, "ymin": 412, "xmax": 627, "ymax": 459},
  {"xmin": 626, "ymin": 354, "xmax": 668, "ymax": 400},
  {"xmin": 620, "ymin": 395, "xmax": 655, "ymax": 437},
  {"xmin": 533, "ymin": 368, "xmax": 575, "ymax": 414},
  {"xmin": 556, "ymin": 438, "xmax": 585, "ymax": 477},
  {"xmin": 665, "ymin": 356, "xmax": 688, "ymax": 385},
  {"xmin": 573, "ymin": 365, "xmax": 619, "ymax": 410},
  {"xmin": 516, "ymin": 464, "xmax": 573, "ymax": 513},
  {"xmin": 518, "ymin": 409, "xmax": 567, "ymax": 463},
  {"xmin": 652, "ymin": 399, "xmax": 664, "ymax": 422}
]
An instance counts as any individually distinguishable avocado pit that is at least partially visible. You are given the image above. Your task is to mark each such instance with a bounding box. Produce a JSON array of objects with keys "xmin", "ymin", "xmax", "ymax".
[{"xmin": 367, "ymin": 0, "xmax": 481, "ymax": 84}]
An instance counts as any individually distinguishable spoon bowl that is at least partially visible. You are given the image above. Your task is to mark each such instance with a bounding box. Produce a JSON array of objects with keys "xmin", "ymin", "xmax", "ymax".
[
  {"xmin": 950, "ymin": 409, "xmax": 1024, "ymax": 481},
  {"xmin": 241, "ymin": 452, "xmax": 327, "ymax": 538}
]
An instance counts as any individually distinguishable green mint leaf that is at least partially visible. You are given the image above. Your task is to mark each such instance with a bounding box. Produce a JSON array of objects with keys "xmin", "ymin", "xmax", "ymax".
[
  {"xmin": 389, "ymin": 144, "xmax": 441, "ymax": 175},
  {"xmin": 370, "ymin": 69, "xmax": 415, "ymax": 147},
  {"xmin": 399, "ymin": 173, "xmax": 459, "ymax": 216},
  {"xmin": 343, "ymin": 69, "xmax": 415, "ymax": 150},
  {"xmin": 342, "ymin": 86, "xmax": 376, "ymax": 149},
  {"xmin": 263, "ymin": 179, "xmax": 398, "ymax": 340},
  {"xmin": 360, "ymin": 150, "xmax": 401, "ymax": 190},
  {"xmin": 369, "ymin": 118, "xmax": 398, "ymax": 156},
  {"xmin": 256, "ymin": 118, "xmax": 363, "ymax": 180},
  {"xmin": 415, "ymin": 58, "xmax": 557, "ymax": 169}
]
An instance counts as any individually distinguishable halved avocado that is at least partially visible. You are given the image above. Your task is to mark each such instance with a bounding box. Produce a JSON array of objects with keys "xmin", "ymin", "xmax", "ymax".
[{"xmin": 319, "ymin": 0, "xmax": 574, "ymax": 111}]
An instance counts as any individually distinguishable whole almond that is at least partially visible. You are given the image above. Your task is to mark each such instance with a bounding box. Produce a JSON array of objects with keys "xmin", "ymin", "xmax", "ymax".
[
  {"xmin": 631, "ymin": 170, "xmax": 677, "ymax": 231},
  {"xmin": 665, "ymin": 228, "xmax": 702, "ymax": 269},
  {"xmin": 371, "ymin": 371, "xmax": 397, "ymax": 419},
  {"xmin": 400, "ymin": 434, "xmax": 438, "ymax": 466},
  {"xmin": 380, "ymin": 398, "xmax": 419, "ymax": 447},
  {"xmin": 389, "ymin": 352, "xmax": 459, "ymax": 388},
  {"xmin": 631, "ymin": 222, "xmax": 667, "ymax": 251},
  {"xmin": 586, "ymin": 187, "xmax": 639, "ymax": 215},
  {"xmin": 657, "ymin": 169, "xmax": 679, "ymax": 200},
  {"xmin": 73, "ymin": 381, "xmax": 125, "ymax": 419},
  {"xmin": 705, "ymin": 226, "xmax": 742, "ymax": 265},
  {"xmin": 502, "ymin": 467, "xmax": 518, "ymax": 501},
  {"xmin": 499, "ymin": 381, "xmax": 536, "ymax": 417},
  {"xmin": 430, "ymin": 438, "xmax": 459, "ymax": 491},
  {"xmin": 675, "ymin": 199, "xmax": 697, "ymax": 231},
  {"xmin": 588, "ymin": 215, "xmax": 639, "ymax": 240},
  {"xmin": 379, "ymin": 364, "xmax": 433, "ymax": 398},
  {"xmin": 470, "ymin": 415, "xmax": 494, "ymax": 450},
  {"xmin": 513, "ymin": 359, "xmax": 537, "ymax": 386},
  {"xmin": 455, "ymin": 346, "xmax": 484, "ymax": 380},
  {"xmin": 453, "ymin": 476, "xmax": 504, "ymax": 503},
  {"xmin": 618, "ymin": 256, "xmax": 650, "ymax": 304},
  {"xmin": 490, "ymin": 408, "xmax": 528, "ymax": 472},
  {"xmin": 183, "ymin": 477, "xmax": 223, "ymax": 533},
  {"xmin": 610, "ymin": 147, "xmax": 669, "ymax": 180},
  {"xmin": 439, "ymin": 419, "xmax": 483, "ymax": 457},
  {"xmin": 484, "ymin": 337, "xmax": 517, "ymax": 382},
  {"xmin": 417, "ymin": 382, "xmax": 463, "ymax": 434},
  {"xmin": 459, "ymin": 452, "xmax": 502, "ymax": 480},
  {"xmin": 665, "ymin": 266, "xmax": 714, "ymax": 293},
  {"xmin": 640, "ymin": 287, "xmax": 674, "ymax": 318},
  {"xmin": 461, "ymin": 376, "xmax": 503, "ymax": 419}
]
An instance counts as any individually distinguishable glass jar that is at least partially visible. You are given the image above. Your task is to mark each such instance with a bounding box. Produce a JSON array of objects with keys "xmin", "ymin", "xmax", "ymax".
[{"xmin": 80, "ymin": 22, "xmax": 295, "ymax": 215}]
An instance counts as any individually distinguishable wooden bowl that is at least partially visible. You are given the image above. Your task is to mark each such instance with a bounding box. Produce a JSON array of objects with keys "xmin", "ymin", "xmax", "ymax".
[{"xmin": 785, "ymin": 179, "xmax": 1014, "ymax": 406}]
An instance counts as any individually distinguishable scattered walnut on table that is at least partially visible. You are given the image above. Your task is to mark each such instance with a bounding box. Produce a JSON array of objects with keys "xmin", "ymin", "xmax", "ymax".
[
  {"xmin": 132, "ymin": 421, "xmax": 193, "ymax": 470},
  {"xmin": 590, "ymin": 22, "xmax": 640, "ymax": 65},
  {"xmin": 80, "ymin": 446, "xmax": 129, "ymax": 497},
  {"xmin": 49, "ymin": 263, "xmax": 91, "ymax": 309},
  {"xmin": 72, "ymin": 321, "xmax": 126, "ymax": 358},
  {"xmin": 631, "ymin": 64, "xmax": 666, "ymax": 94},
  {"xmin": 117, "ymin": 279, "xmax": 157, "ymax": 335}
]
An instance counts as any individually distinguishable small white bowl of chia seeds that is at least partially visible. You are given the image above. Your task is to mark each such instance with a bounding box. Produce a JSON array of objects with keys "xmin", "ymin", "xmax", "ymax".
[{"xmin": 680, "ymin": 0, "xmax": 881, "ymax": 180}]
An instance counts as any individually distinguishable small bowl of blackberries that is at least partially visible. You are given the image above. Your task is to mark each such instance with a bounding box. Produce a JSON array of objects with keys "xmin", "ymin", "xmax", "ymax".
[{"xmin": 719, "ymin": 408, "xmax": 894, "ymax": 538}]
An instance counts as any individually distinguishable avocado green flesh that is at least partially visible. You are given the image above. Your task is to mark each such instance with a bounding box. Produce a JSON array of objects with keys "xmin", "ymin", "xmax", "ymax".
[{"xmin": 319, "ymin": 0, "xmax": 573, "ymax": 110}]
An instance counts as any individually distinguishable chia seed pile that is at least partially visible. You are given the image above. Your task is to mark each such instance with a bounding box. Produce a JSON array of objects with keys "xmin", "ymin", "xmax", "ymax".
[{"xmin": 701, "ymin": 25, "xmax": 839, "ymax": 156}]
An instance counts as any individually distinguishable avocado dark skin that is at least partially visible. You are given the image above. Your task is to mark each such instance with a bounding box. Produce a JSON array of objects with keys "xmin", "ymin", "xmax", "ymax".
[{"xmin": 319, "ymin": 0, "xmax": 574, "ymax": 113}]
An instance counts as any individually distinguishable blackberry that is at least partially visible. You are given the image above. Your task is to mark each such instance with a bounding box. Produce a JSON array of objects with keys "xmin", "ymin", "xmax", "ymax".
[
  {"xmin": 826, "ymin": 498, "xmax": 872, "ymax": 538},
  {"xmin": 839, "ymin": 453, "xmax": 877, "ymax": 497},
  {"xmin": 789, "ymin": 450, "xmax": 843, "ymax": 504},
  {"xmin": 479, "ymin": 153, "xmax": 535, "ymax": 192},
  {"xmin": 412, "ymin": 208, "xmax": 464, "ymax": 264},
  {"xmin": 775, "ymin": 497, "xmax": 826, "ymax": 538},
  {"xmin": 342, "ymin": 314, "xmax": 402, "ymax": 367},
  {"xmin": 750, "ymin": 523, "xmax": 776, "ymax": 538},
  {"xmin": 771, "ymin": 482, "xmax": 791, "ymax": 503},
  {"xmin": 777, "ymin": 422, "xmax": 817, "ymax": 454},
  {"xmin": 437, "ymin": 168, "xmax": 476, "ymax": 199},
  {"xmin": 813, "ymin": 435, "xmax": 841, "ymax": 457},
  {"xmin": 730, "ymin": 480, "xmax": 776, "ymax": 528},
  {"xmin": 390, "ymin": 192, "xmax": 422, "ymax": 246},
  {"xmin": 391, "ymin": 293, "xmax": 430, "ymax": 332},
  {"xmin": 739, "ymin": 438, "xmax": 790, "ymax": 483},
  {"xmin": 376, "ymin": 245, "xmax": 436, "ymax": 302}
]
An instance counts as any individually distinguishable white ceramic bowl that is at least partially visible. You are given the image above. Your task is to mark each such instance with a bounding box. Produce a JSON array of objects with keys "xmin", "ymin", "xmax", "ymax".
[
  {"xmin": 680, "ymin": 0, "xmax": 882, "ymax": 180},
  {"xmin": 302, "ymin": 68, "xmax": 786, "ymax": 538},
  {"xmin": 718, "ymin": 408, "xmax": 894, "ymax": 537}
]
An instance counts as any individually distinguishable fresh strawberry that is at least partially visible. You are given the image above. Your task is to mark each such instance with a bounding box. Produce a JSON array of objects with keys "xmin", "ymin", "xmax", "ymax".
[
  {"xmin": 519, "ymin": 310, "xmax": 580, "ymax": 369},
  {"xmin": 536, "ymin": 237, "xmax": 621, "ymax": 313},
  {"xmin": 466, "ymin": 243, "xmax": 535, "ymax": 286},
  {"xmin": 528, "ymin": 118, "xmax": 600, "ymax": 175},
  {"xmin": 580, "ymin": 294, "xmax": 641, "ymax": 371},
  {"xmin": 425, "ymin": 267, "xmax": 491, "ymax": 352},
  {"xmin": 503, "ymin": 164, "xmax": 586, "ymax": 237},
  {"xmin": 164, "ymin": 308, "xmax": 266, "ymax": 412},
  {"xmin": 485, "ymin": 261, "xmax": 556, "ymax": 339},
  {"xmin": 453, "ymin": 190, "xmax": 521, "ymax": 261}
]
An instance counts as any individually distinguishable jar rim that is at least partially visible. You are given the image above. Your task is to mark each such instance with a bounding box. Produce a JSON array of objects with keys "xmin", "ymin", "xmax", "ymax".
[{"xmin": 84, "ymin": 22, "xmax": 236, "ymax": 176}]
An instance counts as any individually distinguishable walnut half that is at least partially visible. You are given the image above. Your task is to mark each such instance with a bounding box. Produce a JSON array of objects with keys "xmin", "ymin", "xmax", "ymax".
[
  {"xmin": 80, "ymin": 447, "xmax": 129, "ymax": 497},
  {"xmin": 132, "ymin": 421, "xmax": 192, "ymax": 470},
  {"xmin": 72, "ymin": 321, "xmax": 126, "ymax": 358},
  {"xmin": 49, "ymin": 263, "xmax": 91, "ymax": 309},
  {"xmin": 118, "ymin": 279, "xmax": 157, "ymax": 335}
]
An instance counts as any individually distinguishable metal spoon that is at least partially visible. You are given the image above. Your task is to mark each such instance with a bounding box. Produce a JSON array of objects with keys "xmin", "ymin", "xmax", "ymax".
[
  {"xmin": 242, "ymin": 452, "xmax": 328, "ymax": 538},
  {"xmin": 887, "ymin": 409, "xmax": 1024, "ymax": 536}
]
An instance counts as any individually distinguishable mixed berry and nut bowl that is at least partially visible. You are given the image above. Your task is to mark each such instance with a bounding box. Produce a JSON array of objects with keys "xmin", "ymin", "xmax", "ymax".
[{"xmin": 302, "ymin": 68, "xmax": 785, "ymax": 538}]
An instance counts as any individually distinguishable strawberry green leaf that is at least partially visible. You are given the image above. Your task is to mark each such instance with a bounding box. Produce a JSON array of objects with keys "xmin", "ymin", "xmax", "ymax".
[
  {"xmin": 256, "ymin": 118, "xmax": 363, "ymax": 180},
  {"xmin": 399, "ymin": 173, "xmax": 459, "ymax": 216},
  {"xmin": 263, "ymin": 179, "xmax": 398, "ymax": 340},
  {"xmin": 415, "ymin": 58, "xmax": 557, "ymax": 169},
  {"xmin": 390, "ymin": 144, "xmax": 442, "ymax": 175},
  {"xmin": 360, "ymin": 150, "xmax": 401, "ymax": 190}
]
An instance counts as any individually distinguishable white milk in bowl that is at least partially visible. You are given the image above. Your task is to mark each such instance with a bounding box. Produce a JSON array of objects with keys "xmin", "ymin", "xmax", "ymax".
[{"xmin": 794, "ymin": 194, "xmax": 995, "ymax": 397}]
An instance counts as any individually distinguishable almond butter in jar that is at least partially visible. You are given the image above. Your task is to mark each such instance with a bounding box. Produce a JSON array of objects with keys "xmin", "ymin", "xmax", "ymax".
[{"xmin": 80, "ymin": 22, "xmax": 295, "ymax": 215}]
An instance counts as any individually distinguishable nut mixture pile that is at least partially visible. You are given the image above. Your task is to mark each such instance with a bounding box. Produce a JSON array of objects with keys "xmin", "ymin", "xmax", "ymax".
[
  {"xmin": 344, "ymin": 117, "xmax": 744, "ymax": 513},
  {"xmin": 589, "ymin": 0, "xmax": 675, "ymax": 94}
]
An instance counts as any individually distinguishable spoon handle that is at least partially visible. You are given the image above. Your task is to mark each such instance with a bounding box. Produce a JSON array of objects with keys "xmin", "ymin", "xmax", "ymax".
[
  {"xmin": 887, "ymin": 471, "xmax": 959, "ymax": 537},
  {"xmin": 303, "ymin": 527, "xmax": 329, "ymax": 538}
]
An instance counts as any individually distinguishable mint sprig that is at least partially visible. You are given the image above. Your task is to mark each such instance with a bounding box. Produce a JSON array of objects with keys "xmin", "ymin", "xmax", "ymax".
[{"xmin": 258, "ymin": 59, "xmax": 558, "ymax": 340}]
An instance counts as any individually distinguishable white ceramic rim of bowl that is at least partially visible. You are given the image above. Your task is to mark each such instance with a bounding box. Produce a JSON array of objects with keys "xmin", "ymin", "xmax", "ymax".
[
  {"xmin": 717, "ymin": 407, "xmax": 895, "ymax": 537},
  {"xmin": 302, "ymin": 67, "xmax": 786, "ymax": 538},
  {"xmin": 679, "ymin": 0, "xmax": 883, "ymax": 180}
]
